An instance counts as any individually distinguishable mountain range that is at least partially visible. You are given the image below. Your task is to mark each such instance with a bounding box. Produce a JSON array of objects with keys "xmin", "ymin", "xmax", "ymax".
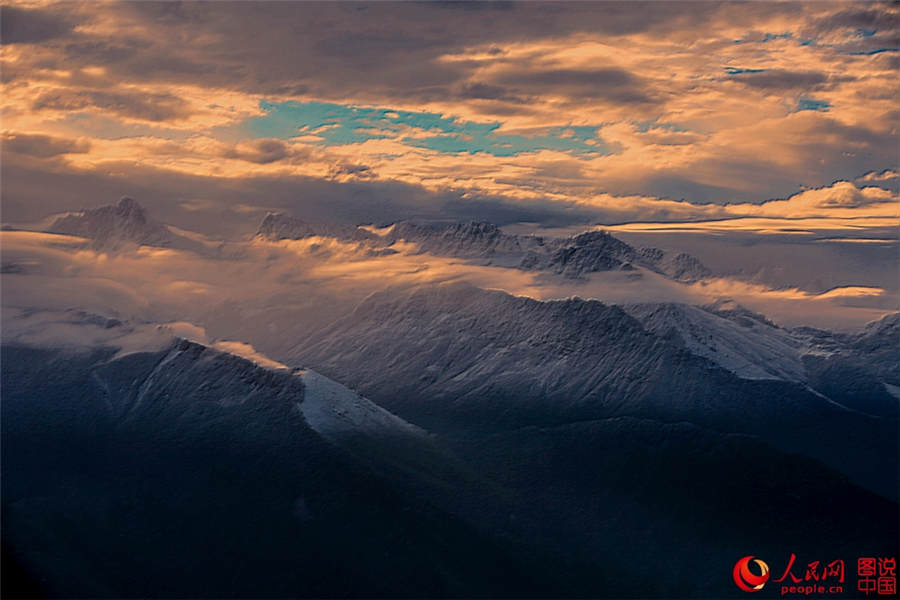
[
  {"xmin": 258, "ymin": 212, "xmax": 713, "ymax": 282},
  {"xmin": 2, "ymin": 198, "xmax": 897, "ymax": 598}
]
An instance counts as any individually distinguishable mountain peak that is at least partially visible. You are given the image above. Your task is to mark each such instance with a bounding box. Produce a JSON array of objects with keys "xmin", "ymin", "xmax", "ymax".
[
  {"xmin": 703, "ymin": 298, "xmax": 778, "ymax": 328},
  {"xmin": 116, "ymin": 195, "xmax": 141, "ymax": 213},
  {"xmin": 46, "ymin": 197, "xmax": 171, "ymax": 249},
  {"xmin": 256, "ymin": 212, "xmax": 377, "ymax": 242},
  {"xmin": 384, "ymin": 221, "xmax": 712, "ymax": 282}
]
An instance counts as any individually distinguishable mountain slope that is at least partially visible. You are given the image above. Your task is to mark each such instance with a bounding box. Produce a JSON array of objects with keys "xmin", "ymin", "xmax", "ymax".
[
  {"xmin": 4, "ymin": 314, "xmax": 896, "ymax": 598},
  {"xmin": 622, "ymin": 301, "xmax": 808, "ymax": 382},
  {"xmin": 285, "ymin": 283, "xmax": 897, "ymax": 499},
  {"xmin": 287, "ymin": 283, "xmax": 837, "ymax": 431},
  {"xmin": 1, "ymin": 322, "xmax": 541, "ymax": 598}
]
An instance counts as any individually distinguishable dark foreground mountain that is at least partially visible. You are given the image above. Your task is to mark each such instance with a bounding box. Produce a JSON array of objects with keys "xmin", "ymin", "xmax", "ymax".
[
  {"xmin": 1, "ymin": 320, "xmax": 540, "ymax": 598},
  {"xmin": 3, "ymin": 329, "xmax": 896, "ymax": 598},
  {"xmin": 285, "ymin": 283, "xmax": 898, "ymax": 500},
  {"xmin": 4, "ymin": 200, "xmax": 897, "ymax": 597},
  {"xmin": 3, "ymin": 309, "xmax": 897, "ymax": 598}
]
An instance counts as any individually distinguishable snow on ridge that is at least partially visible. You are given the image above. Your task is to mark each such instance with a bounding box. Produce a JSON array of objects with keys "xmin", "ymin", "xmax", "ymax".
[
  {"xmin": 622, "ymin": 301, "xmax": 808, "ymax": 382},
  {"xmin": 297, "ymin": 368, "xmax": 425, "ymax": 440}
]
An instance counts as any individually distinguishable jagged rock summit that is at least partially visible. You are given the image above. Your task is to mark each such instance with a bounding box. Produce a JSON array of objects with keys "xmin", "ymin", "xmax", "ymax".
[
  {"xmin": 256, "ymin": 212, "xmax": 378, "ymax": 242},
  {"xmin": 47, "ymin": 196, "xmax": 173, "ymax": 249},
  {"xmin": 254, "ymin": 212, "xmax": 714, "ymax": 283}
]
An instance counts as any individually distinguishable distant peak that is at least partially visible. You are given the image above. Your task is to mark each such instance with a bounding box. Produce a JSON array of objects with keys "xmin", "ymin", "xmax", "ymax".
[
  {"xmin": 113, "ymin": 196, "xmax": 147, "ymax": 222},
  {"xmin": 453, "ymin": 221, "xmax": 501, "ymax": 233},
  {"xmin": 117, "ymin": 196, "xmax": 139, "ymax": 210},
  {"xmin": 256, "ymin": 212, "xmax": 376, "ymax": 242},
  {"xmin": 46, "ymin": 197, "xmax": 169, "ymax": 249}
]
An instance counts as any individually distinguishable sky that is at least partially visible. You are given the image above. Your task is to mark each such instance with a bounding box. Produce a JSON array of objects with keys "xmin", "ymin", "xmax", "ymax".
[{"xmin": 1, "ymin": 1, "xmax": 898, "ymax": 329}]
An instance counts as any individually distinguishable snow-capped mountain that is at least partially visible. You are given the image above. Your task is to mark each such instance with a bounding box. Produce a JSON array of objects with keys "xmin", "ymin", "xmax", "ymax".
[
  {"xmin": 636, "ymin": 246, "xmax": 712, "ymax": 282},
  {"xmin": 44, "ymin": 197, "xmax": 213, "ymax": 252},
  {"xmin": 5, "ymin": 199, "xmax": 897, "ymax": 599},
  {"xmin": 1, "ymin": 308, "xmax": 422, "ymax": 444},
  {"xmin": 2, "ymin": 310, "xmax": 540, "ymax": 598},
  {"xmin": 851, "ymin": 311, "xmax": 900, "ymax": 383},
  {"xmin": 622, "ymin": 301, "xmax": 808, "ymax": 382},
  {"xmin": 620, "ymin": 300, "xmax": 900, "ymax": 417},
  {"xmin": 384, "ymin": 222, "xmax": 713, "ymax": 282},
  {"xmin": 287, "ymin": 283, "xmax": 838, "ymax": 429},
  {"xmin": 256, "ymin": 212, "xmax": 379, "ymax": 243},
  {"xmin": 4, "ymin": 308, "xmax": 896, "ymax": 599},
  {"xmin": 284, "ymin": 282, "xmax": 897, "ymax": 499},
  {"xmin": 297, "ymin": 368, "xmax": 426, "ymax": 442},
  {"xmin": 254, "ymin": 213, "xmax": 713, "ymax": 282},
  {"xmin": 387, "ymin": 221, "xmax": 537, "ymax": 259},
  {"xmin": 47, "ymin": 197, "xmax": 173, "ymax": 249}
]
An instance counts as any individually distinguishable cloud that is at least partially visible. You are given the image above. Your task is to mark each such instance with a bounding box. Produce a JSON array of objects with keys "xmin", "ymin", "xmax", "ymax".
[
  {"xmin": 2, "ymin": 1, "xmax": 897, "ymax": 351},
  {"xmin": 490, "ymin": 67, "xmax": 655, "ymax": 103},
  {"xmin": 2, "ymin": 223, "xmax": 893, "ymax": 342},
  {"xmin": 858, "ymin": 169, "xmax": 898, "ymax": 182},
  {"xmin": 222, "ymin": 139, "xmax": 294, "ymax": 164},
  {"xmin": 31, "ymin": 89, "xmax": 194, "ymax": 122},
  {"xmin": 726, "ymin": 69, "xmax": 834, "ymax": 90},
  {"xmin": 569, "ymin": 180, "xmax": 898, "ymax": 227},
  {"xmin": 0, "ymin": 5, "xmax": 73, "ymax": 44},
  {"xmin": 212, "ymin": 340, "xmax": 289, "ymax": 370},
  {"xmin": 737, "ymin": 181, "xmax": 895, "ymax": 215},
  {"xmin": 0, "ymin": 1, "xmax": 896, "ymax": 266},
  {"xmin": 455, "ymin": 82, "xmax": 526, "ymax": 103},
  {"xmin": 3, "ymin": 132, "xmax": 91, "ymax": 158},
  {"xmin": 810, "ymin": 7, "xmax": 900, "ymax": 34}
]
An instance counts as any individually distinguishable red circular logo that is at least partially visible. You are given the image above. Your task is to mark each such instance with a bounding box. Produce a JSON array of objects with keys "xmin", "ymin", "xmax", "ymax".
[{"xmin": 733, "ymin": 556, "xmax": 770, "ymax": 592}]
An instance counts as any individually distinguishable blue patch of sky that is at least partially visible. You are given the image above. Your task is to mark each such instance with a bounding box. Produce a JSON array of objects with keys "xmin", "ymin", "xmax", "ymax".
[
  {"xmin": 792, "ymin": 35, "xmax": 894, "ymax": 55},
  {"xmin": 724, "ymin": 67, "xmax": 767, "ymax": 75},
  {"xmin": 762, "ymin": 32, "xmax": 792, "ymax": 42},
  {"xmin": 243, "ymin": 100, "xmax": 609, "ymax": 157},
  {"xmin": 795, "ymin": 98, "xmax": 831, "ymax": 113},
  {"xmin": 733, "ymin": 32, "xmax": 792, "ymax": 44},
  {"xmin": 633, "ymin": 120, "xmax": 689, "ymax": 133},
  {"xmin": 846, "ymin": 47, "xmax": 899, "ymax": 56}
]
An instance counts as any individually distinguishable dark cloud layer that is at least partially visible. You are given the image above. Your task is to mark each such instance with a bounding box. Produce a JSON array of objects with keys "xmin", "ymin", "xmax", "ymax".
[
  {"xmin": 728, "ymin": 69, "xmax": 834, "ymax": 91},
  {"xmin": 7, "ymin": 2, "xmax": 895, "ymax": 112},
  {"xmin": 2, "ymin": 1, "xmax": 897, "ymax": 231},
  {"xmin": 0, "ymin": 2, "xmax": 765, "ymax": 102},
  {"xmin": 31, "ymin": 89, "xmax": 194, "ymax": 122},
  {"xmin": 2, "ymin": 133, "xmax": 90, "ymax": 158},
  {"xmin": 493, "ymin": 67, "xmax": 655, "ymax": 103},
  {"xmin": 1, "ymin": 5, "xmax": 73, "ymax": 44},
  {"xmin": 0, "ymin": 157, "xmax": 598, "ymax": 237},
  {"xmin": 221, "ymin": 139, "xmax": 294, "ymax": 165}
]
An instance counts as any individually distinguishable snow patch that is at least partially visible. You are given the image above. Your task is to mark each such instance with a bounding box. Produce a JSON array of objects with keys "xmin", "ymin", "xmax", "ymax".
[{"xmin": 297, "ymin": 369, "xmax": 424, "ymax": 440}]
